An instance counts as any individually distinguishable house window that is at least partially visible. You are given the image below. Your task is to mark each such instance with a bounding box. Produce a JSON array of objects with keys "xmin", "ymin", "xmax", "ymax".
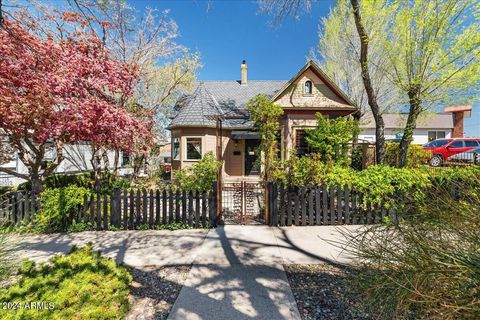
[
  {"xmin": 295, "ymin": 129, "xmax": 312, "ymax": 157},
  {"xmin": 428, "ymin": 131, "xmax": 446, "ymax": 141},
  {"xmin": 173, "ymin": 138, "xmax": 180, "ymax": 160},
  {"xmin": 304, "ymin": 80, "xmax": 313, "ymax": 95},
  {"xmin": 186, "ymin": 138, "xmax": 202, "ymax": 160},
  {"xmin": 121, "ymin": 153, "xmax": 130, "ymax": 166}
]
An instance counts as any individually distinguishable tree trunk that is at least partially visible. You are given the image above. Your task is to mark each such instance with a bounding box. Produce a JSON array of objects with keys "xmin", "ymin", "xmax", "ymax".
[
  {"xmin": 350, "ymin": 0, "xmax": 385, "ymax": 164},
  {"xmin": 91, "ymin": 147, "xmax": 102, "ymax": 192},
  {"xmin": 398, "ymin": 91, "xmax": 422, "ymax": 167},
  {"xmin": 113, "ymin": 149, "xmax": 120, "ymax": 175}
]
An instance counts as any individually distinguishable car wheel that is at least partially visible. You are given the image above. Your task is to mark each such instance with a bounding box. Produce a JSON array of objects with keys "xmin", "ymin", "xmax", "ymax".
[{"xmin": 430, "ymin": 155, "xmax": 442, "ymax": 167}]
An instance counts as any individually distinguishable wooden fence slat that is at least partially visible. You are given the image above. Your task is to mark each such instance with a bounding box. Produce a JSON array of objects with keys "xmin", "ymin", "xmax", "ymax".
[
  {"xmin": 279, "ymin": 184, "xmax": 285, "ymax": 226},
  {"xmin": 208, "ymin": 188, "xmax": 215, "ymax": 227},
  {"xmin": 149, "ymin": 190, "xmax": 154, "ymax": 227},
  {"xmin": 286, "ymin": 187, "xmax": 292, "ymax": 226},
  {"xmin": 135, "ymin": 190, "xmax": 141, "ymax": 226},
  {"xmin": 103, "ymin": 194, "xmax": 108, "ymax": 230},
  {"xmin": 315, "ymin": 187, "xmax": 321, "ymax": 226},
  {"xmin": 308, "ymin": 188, "xmax": 314, "ymax": 226},
  {"xmin": 155, "ymin": 190, "xmax": 161, "ymax": 225},
  {"xmin": 322, "ymin": 185, "xmax": 328, "ymax": 225},
  {"xmin": 168, "ymin": 189, "xmax": 174, "ymax": 223},
  {"xmin": 175, "ymin": 190, "xmax": 181, "ymax": 222},
  {"xmin": 301, "ymin": 188, "xmax": 306, "ymax": 226},
  {"xmin": 24, "ymin": 193, "xmax": 30, "ymax": 225},
  {"xmin": 351, "ymin": 191, "xmax": 357, "ymax": 225},
  {"xmin": 90, "ymin": 194, "xmax": 95, "ymax": 225},
  {"xmin": 202, "ymin": 192, "xmax": 207, "ymax": 227},
  {"xmin": 294, "ymin": 190, "xmax": 300, "ymax": 226},
  {"xmin": 188, "ymin": 191, "xmax": 194, "ymax": 226},
  {"xmin": 96, "ymin": 194, "xmax": 102, "ymax": 230},
  {"xmin": 142, "ymin": 189, "xmax": 148, "ymax": 225},
  {"xmin": 162, "ymin": 190, "xmax": 167, "ymax": 225},
  {"xmin": 329, "ymin": 185, "xmax": 335, "ymax": 224},
  {"xmin": 337, "ymin": 185, "xmax": 342, "ymax": 224},
  {"xmin": 182, "ymin": 191, "xmax": 187, "ymax": 224},
  {"xmin": 123, "ymin": 190, "xmax": 128, "ymax": 230},
  {"xmin": 129, "ymin": 190, "xmax": 135, "ymax": 229},
  {"xmin": 195, "ymin": 192, "xmax": 200, "ymax": 227},
  {"xmin": 344, "ymin": 186, "xmax": 350, "ymax": 225}
]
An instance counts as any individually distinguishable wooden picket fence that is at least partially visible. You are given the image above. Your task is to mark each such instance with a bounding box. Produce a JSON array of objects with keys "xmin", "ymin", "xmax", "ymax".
[
  {"xmin": 267, "ymin": 183, "xmax": 397, "ymax": 226},
  {"xmin": 0, "ymin": 185, "xmax": 218, "ymax": 229}
]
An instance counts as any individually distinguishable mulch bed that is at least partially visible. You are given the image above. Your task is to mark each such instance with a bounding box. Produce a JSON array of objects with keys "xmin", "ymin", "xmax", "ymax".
[
  {"xmin": 126, "ymin": 265, "xmax": 191, "ymax": 320},
  {"xmin": 284, "ymin": 264, "xmax": 370, "ymax": 320}
]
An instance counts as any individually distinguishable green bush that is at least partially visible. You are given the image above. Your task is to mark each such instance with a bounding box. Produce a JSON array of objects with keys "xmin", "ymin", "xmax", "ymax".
[
  {"xmin": 0, "ymin": 244, "xmax": 131, "ymax": 320},
  {"xmin": 344, "ymin": 180, "xmax": 480, "ymax": 319},
  {"xmin": 34, "ymin": 185, "xmax": 92, "ymax": 233},
  {"xmin": 17, "ymin": 172, "xmax": 130, "ymax": 195},
  {"xmin": 272, "ymin": 154, "xmax": 431, "ymax": 208},
  {"xmin": 173, "ymin": 152, "xmax": 221, "ymax": 192},
  {"xmin": 385, "ymin": 142, "xmax": 431, "ymax": 168},
  {"xmin": 305, "ymin": 113, "xmax": 359, "ymax": 164}
]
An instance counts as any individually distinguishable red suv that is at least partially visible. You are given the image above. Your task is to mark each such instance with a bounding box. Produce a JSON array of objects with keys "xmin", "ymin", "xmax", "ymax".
[{"xmin": 423, "ymin": 138, "xmax": 480, "ymax": 166}]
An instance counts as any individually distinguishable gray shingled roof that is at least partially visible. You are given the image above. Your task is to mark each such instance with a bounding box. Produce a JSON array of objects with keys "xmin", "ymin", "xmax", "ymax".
[
  {"xmin": 360, "ymin": 112, "xmax": 454, "ymax": 129},
  {"xmin": 202, "ymin": 80, "xmax": 286, "ymax": 109},
  {"xmin": 168, "ymin": 83, "xmax": 223, "ymax": 129},
  {"xmin": 169, "ymin": 80, "xmax": 287, "ymax": 130}
]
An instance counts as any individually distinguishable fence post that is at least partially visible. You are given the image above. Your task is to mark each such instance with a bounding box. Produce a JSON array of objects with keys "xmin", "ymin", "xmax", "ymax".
[
  {"xmin": 210, "ymin": 182, "xmax": 217, "ymax": 227},
  {"xmin": 111, "ymin": 187, "xmax": 121, "ymax": 228}
]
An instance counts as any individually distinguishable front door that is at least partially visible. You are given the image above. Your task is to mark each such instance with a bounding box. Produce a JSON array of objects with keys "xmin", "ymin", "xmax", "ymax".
[{"xmin": 244, "ymin": 139, "xmax": 260, "ymax": 176}]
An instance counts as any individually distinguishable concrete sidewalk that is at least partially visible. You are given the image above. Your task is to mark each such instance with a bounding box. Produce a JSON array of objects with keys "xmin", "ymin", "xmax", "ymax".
[
  {"xmin": 15, "ymin": 225, "xmax": 359, "ymax": 319},
  {"xmin": 14, "ymin": 229, "xmax": 209, "ymax": 267},
  {"xmin": 168, "ymin": 225, "xmax": 358, "ymax": 320}
]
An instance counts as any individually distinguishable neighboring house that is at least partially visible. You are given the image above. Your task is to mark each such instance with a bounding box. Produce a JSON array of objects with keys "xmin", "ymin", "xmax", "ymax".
[
  {"xmin": 0, "ymin": 143, "xmax": 133, "ymax": 187},
  {"xmin": 358, "ymin": 105, "xmax": 472, "ymax": 145},
  {"xmin": 168, "ymin": 60, "xmax": 358, "ymax": 181}
]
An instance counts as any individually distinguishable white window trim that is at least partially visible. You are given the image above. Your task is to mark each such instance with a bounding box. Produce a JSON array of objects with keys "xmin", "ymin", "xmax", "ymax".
[{"xmin": 184, "ymin": 136, "xmax": 203, "ymax": 161}]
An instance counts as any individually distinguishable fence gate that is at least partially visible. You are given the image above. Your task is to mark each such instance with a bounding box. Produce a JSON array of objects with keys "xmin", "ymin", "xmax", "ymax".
[{"xmin": 221, "ymin": 181, "xmax": 264, "ymax": 224}]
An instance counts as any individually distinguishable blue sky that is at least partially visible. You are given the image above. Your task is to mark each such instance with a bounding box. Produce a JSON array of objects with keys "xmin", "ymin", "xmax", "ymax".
[{"xmin": 134, "ymin": 0, "xmax": 478, "ymax": 136}]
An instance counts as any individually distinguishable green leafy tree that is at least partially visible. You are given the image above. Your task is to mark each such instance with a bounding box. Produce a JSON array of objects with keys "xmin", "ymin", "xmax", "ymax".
[
  {"xmin": 247, "ymin": 95, "xmax": 284, "ymax": 182},
  {"xmin": 305, "ymin": 113, "xmax": 359, "ymax": 164},
  {"xmin": 380, "ymin": 0, "xmax": 480, "ymax": 167}
]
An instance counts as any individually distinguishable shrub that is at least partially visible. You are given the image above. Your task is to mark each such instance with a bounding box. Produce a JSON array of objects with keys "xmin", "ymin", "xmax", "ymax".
[
  {"xmin": 34, "ymin": 185, "xmax": 92, "ymax": 233},
  {"xmin": 344, "ymin": 180, "xmax": 480, "ymax": 319},
  {"xmin": 385, "ymin": 142, "xmax": 431, "ymax": 168},
  {"xmin": 305, "ymin": 113, "xmax": 359, "ymax": 164},
  {"xmin": 272, "ymin": 154, "xmax": 431, "ymax": 208},
  {"xmin": 0, "ymin": 244, "xmax": 132, "ymax": 320},
  {"xmin": 173, "ymin": 152, "xmax": 221, "ymax": 192}
]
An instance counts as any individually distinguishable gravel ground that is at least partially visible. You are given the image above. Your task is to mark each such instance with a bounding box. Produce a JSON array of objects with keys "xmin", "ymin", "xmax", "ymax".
[
  {"xmin": 126, "ymin": 265, "xmax": 191, "ymax": 320},
  {"xmin": 284, "ymin": 264, "xmax": 370, "ymax": 320}
]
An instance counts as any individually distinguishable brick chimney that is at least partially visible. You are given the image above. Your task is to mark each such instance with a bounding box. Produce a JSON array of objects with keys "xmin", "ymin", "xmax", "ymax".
[
  {"xmin": 444, "ymin": 105, "xmax": 472, "ymax": 138},
  {"xmin": 241, "ymin": 60, "xmax": 247, "ymax": 85}
]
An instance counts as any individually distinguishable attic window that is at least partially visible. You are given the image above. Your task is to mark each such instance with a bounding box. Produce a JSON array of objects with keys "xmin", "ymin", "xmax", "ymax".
[{"xmin": 304, "ymin": 80, "xmax": 313, "ymax": 95}]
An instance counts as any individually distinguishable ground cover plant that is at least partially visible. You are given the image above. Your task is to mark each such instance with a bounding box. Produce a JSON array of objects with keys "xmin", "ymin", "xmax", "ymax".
[{"xmin": 0, "ymin": 244, "xmax": 131, "ymax": 320}]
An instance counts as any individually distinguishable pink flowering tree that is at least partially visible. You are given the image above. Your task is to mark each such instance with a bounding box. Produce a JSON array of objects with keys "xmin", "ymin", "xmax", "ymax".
[{"xmin": 0, "ymin": 14, "xmax": 153, "ymax": 194}]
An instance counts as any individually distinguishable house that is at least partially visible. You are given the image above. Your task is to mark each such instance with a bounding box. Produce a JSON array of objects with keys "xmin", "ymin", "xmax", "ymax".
[
  {"xmin": 358, "ymin": 105, "xmax": 473, "ymax": 145},
  {"xmin": 0, "ymin": 143, "xmax": 133, "ymax": 187},
  {"xmin": 168, "ymin": 60, "xmax": 358, "ymax": 180}
]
